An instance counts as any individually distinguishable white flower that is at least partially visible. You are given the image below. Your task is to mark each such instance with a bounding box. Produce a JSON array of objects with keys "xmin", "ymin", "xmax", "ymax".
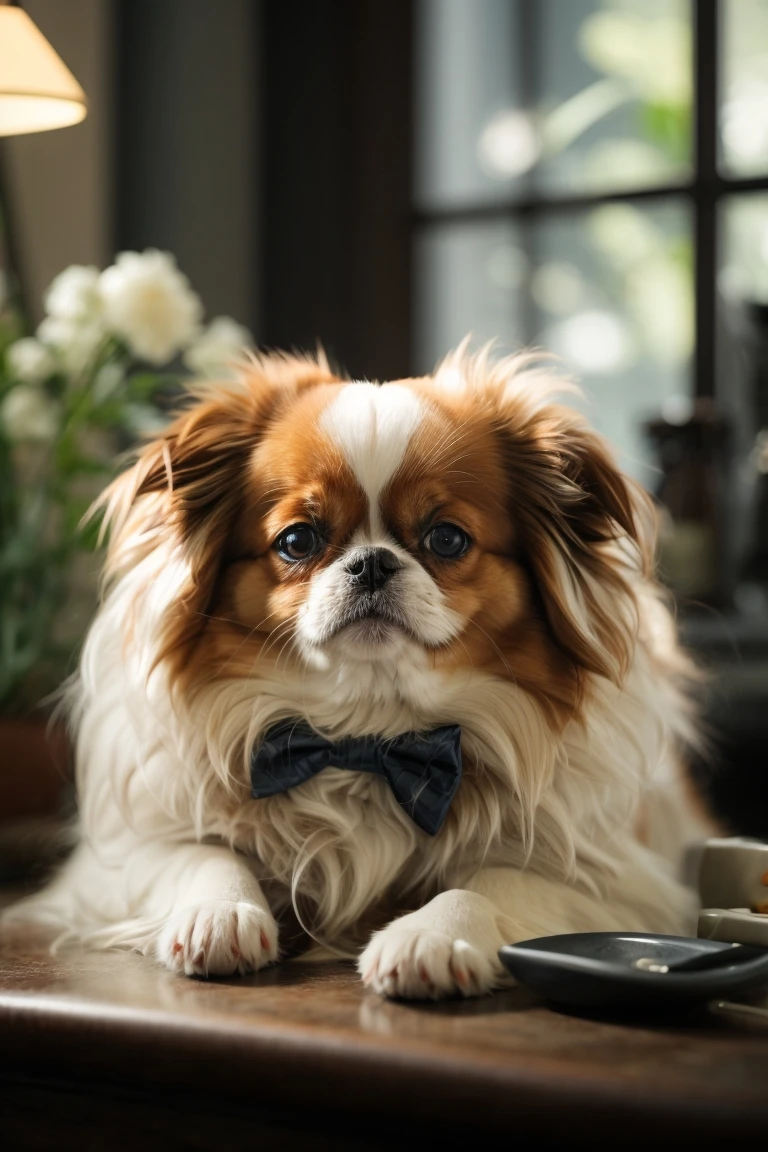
[
  {"xmin": 183, "ymin": 315, "xmax": 253, "ymax": 378},
  {"xmin": 44, "ymin": 265, "xmax": 102, "ymax": 322},
  {"xmin": 37, "ymin": 264, "xmax": 109, "ymax": 380},
  {"xmin": 37, "ymin": 315, "xmax": 106, "ymax": 378},
  {"xmin": 0, "ymin": 384, "xmax": 60, "ymax": 442},
  {"xmin": 6, "ymin": 338, "xmax": 55, "ymax": 385},
  {"xmin": 99, "ymin": 250, "xmax": 203, "ymax": 365}
]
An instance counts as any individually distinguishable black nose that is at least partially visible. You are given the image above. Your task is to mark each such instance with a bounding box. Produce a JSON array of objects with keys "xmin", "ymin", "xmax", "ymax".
[{"xmin": 345, "ymin": 548, "xmax": 401, "ymax": 593}]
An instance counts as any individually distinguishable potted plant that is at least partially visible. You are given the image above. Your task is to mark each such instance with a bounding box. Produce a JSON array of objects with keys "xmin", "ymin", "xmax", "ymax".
[{"xmin": 0, "ymin": 249, "xmax": 252, "ymax": 824}]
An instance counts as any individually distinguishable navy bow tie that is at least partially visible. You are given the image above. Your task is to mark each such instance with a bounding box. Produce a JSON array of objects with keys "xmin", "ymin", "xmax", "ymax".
[{"xmin": 250, "ymin": 720, "xmax": 463, "ymax": 836}]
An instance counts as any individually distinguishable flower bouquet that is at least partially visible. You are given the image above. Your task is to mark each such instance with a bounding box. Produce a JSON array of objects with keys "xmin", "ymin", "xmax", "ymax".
[{"xmin": 0, "ymin": 249, "xmax": 252, "ymax": 713}]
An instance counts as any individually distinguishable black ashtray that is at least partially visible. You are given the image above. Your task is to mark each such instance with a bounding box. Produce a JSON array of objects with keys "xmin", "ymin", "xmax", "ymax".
[{"xmin": 498, "ymin": 932, "xmax": 768, "ymax": 1012}]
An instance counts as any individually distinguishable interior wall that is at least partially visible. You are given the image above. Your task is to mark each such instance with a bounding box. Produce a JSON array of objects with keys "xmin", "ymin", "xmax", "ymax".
[
  {"xmin": 2, "ymin": 0, "xmax": 113, "ymax": 323},
  {"xmin": 262, "ymin": 0, "xmax": 412, "ymax": 380},
  {"xmin": 115, "ymin": 0, "xmax": 259, "ymax": 337}
]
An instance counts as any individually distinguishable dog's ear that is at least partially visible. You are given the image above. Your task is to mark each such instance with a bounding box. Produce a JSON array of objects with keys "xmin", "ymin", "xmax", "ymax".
[
  {"xmin": 132, "ymin": 387, "xmax": 272, "ymax": 535},
  {"xmin": 502, "ymin": 405, "xmax": 655, "ymax": 685},
  {"xmin": 97, "ymin": 351, "xmax": 342, "ymax": 595},
  {"xmin": 436, "ymin": 348, "xmax": 655, "ymax": 686},
  {"xmin": 101, "ymin": 352, "xmax": 340, "ymax": 548},
  {"xmin": 94, "ymin": 352, "xmax": 341, "ymax": 671}
]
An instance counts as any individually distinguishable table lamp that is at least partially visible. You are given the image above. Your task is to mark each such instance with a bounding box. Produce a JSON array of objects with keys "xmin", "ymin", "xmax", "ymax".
[{"xmin": 0, "ymin": 0, "xmax": 87, "ymax": 137}]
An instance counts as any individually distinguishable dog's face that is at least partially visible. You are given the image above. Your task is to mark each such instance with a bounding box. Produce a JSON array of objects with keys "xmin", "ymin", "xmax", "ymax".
[
  {"xmin": 106, "ymin": 349, "xmax": 653, "ymax": 723},
  {"xmin": 229, "ymin": 379, "xmax": 520, "ymax": 670}
]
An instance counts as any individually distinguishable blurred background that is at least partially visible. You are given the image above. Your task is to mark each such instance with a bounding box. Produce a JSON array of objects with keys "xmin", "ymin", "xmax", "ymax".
[{"xmin": 1, "ymin": 0, "xmax": 767, "ymax": 870}]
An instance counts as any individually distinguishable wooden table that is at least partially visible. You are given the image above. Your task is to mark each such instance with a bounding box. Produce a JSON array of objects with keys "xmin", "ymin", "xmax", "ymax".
[{"xmin": 1, "ymin": 918, "xmax": 767, "ymax": 1150}]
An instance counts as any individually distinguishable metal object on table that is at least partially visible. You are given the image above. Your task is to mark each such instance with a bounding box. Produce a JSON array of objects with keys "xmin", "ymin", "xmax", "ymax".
[{"xmin": 498, "ymin": 932, "xmax": 768, "ymax": 1013}]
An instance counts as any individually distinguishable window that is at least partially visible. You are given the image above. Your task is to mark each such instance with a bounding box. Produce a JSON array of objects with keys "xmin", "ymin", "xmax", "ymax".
[{"xmin": 414, "ymin": 0, "xmax": 768, "ymax": 491}]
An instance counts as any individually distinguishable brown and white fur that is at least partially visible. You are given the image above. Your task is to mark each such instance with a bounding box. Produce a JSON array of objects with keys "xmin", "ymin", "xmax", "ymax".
[{"xmin": 7, "ymin": 346, "xmax": 713, "ymax": 998}]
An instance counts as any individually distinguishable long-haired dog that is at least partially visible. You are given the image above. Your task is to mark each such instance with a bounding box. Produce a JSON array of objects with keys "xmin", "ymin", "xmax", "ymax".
[{"xmin": 7, "ymin": 346, "xmax": 713, "ymax": 997}]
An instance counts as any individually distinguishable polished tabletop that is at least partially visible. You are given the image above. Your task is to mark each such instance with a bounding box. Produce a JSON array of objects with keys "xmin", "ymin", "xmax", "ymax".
[{"xmin": 1, "ymin": 912, "xmax": 767, "ymax": 1149}]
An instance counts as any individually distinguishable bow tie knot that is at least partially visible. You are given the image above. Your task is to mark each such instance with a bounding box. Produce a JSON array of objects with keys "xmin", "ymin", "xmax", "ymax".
[{"xmin": 250, "ymin": 720, "xmax": 463, "ymax": 836}]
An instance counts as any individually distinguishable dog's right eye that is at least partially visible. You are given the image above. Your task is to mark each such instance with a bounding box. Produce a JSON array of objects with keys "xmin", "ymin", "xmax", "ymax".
[{"xmin": 275, "ymin": 523, "xmax": 321, "ymax": 562}]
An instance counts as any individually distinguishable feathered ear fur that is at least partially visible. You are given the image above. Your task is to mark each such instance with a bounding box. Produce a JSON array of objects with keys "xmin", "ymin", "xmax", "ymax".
[
  {"xmin": 502, "ymin": 411, "xmax": 655, "ymax": 685},
  {"xmin": 435, "ymin": 346, "xmax": 657, "ymax": 686},
  {"xmin": 100, "ymin": 350, "xmax": 340, "ymax": 549},
  {"xmin": 93, "ymin": 350, "xmax": 341, "ymax": 665}
]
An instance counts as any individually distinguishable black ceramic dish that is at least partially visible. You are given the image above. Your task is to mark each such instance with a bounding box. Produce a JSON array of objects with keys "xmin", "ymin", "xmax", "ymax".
[{"xmin": 498, "ymin": 932, "xmax": 768, "ymax": 1010}]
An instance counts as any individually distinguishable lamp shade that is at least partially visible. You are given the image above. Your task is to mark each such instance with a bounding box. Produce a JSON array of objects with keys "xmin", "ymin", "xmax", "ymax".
[{"xmin": 0, "ymin": 6, "xmax": 87, "ymax": 136}]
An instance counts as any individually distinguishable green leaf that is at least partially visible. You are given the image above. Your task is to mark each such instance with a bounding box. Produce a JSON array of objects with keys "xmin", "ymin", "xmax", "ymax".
[{"xmin": 639, "ymin": 101, "xmax": 691, "ymax": 166}]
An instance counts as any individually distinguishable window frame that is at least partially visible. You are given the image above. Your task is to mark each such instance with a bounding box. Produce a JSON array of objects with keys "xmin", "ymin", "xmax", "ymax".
[{"xmin": 411, "ymin": 0, "xmax": 768, "ymax": 399}]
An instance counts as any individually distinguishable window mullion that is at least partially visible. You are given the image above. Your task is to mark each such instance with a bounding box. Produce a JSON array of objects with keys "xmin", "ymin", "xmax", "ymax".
[{"xmin": 694, "ymin": 0, "xmax": 720, "ymax": 400}]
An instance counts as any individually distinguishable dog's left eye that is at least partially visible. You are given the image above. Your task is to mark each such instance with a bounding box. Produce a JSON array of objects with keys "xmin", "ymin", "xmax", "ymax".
[
  {"xmin": 424, "ymin": 522, "xmax": 471, "ymax": 559},
  {"xmin": 275, "ymin": 523, "xmax": 321, "ymax": 562}
]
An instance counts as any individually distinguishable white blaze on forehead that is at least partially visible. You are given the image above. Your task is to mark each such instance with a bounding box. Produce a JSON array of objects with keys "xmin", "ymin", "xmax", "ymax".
[{"xmin": 320, "ymin": 383, "xmax": 424, "ymax": 515}]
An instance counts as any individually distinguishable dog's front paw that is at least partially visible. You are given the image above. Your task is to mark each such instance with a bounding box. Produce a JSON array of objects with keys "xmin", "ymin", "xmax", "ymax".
[
  {"xmin": 154, "ymin": 900, "xmax": 279, "ymax": 977},
  {"xmin": 359, "ymin": 926, "xmax": 498, "ymax": 1000}
]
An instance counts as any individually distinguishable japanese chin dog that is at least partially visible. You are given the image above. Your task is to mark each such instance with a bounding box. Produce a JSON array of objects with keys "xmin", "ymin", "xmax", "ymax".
[{"xmin": 7, "ymin": 345, "xmax": 714, "ymax": 998}]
